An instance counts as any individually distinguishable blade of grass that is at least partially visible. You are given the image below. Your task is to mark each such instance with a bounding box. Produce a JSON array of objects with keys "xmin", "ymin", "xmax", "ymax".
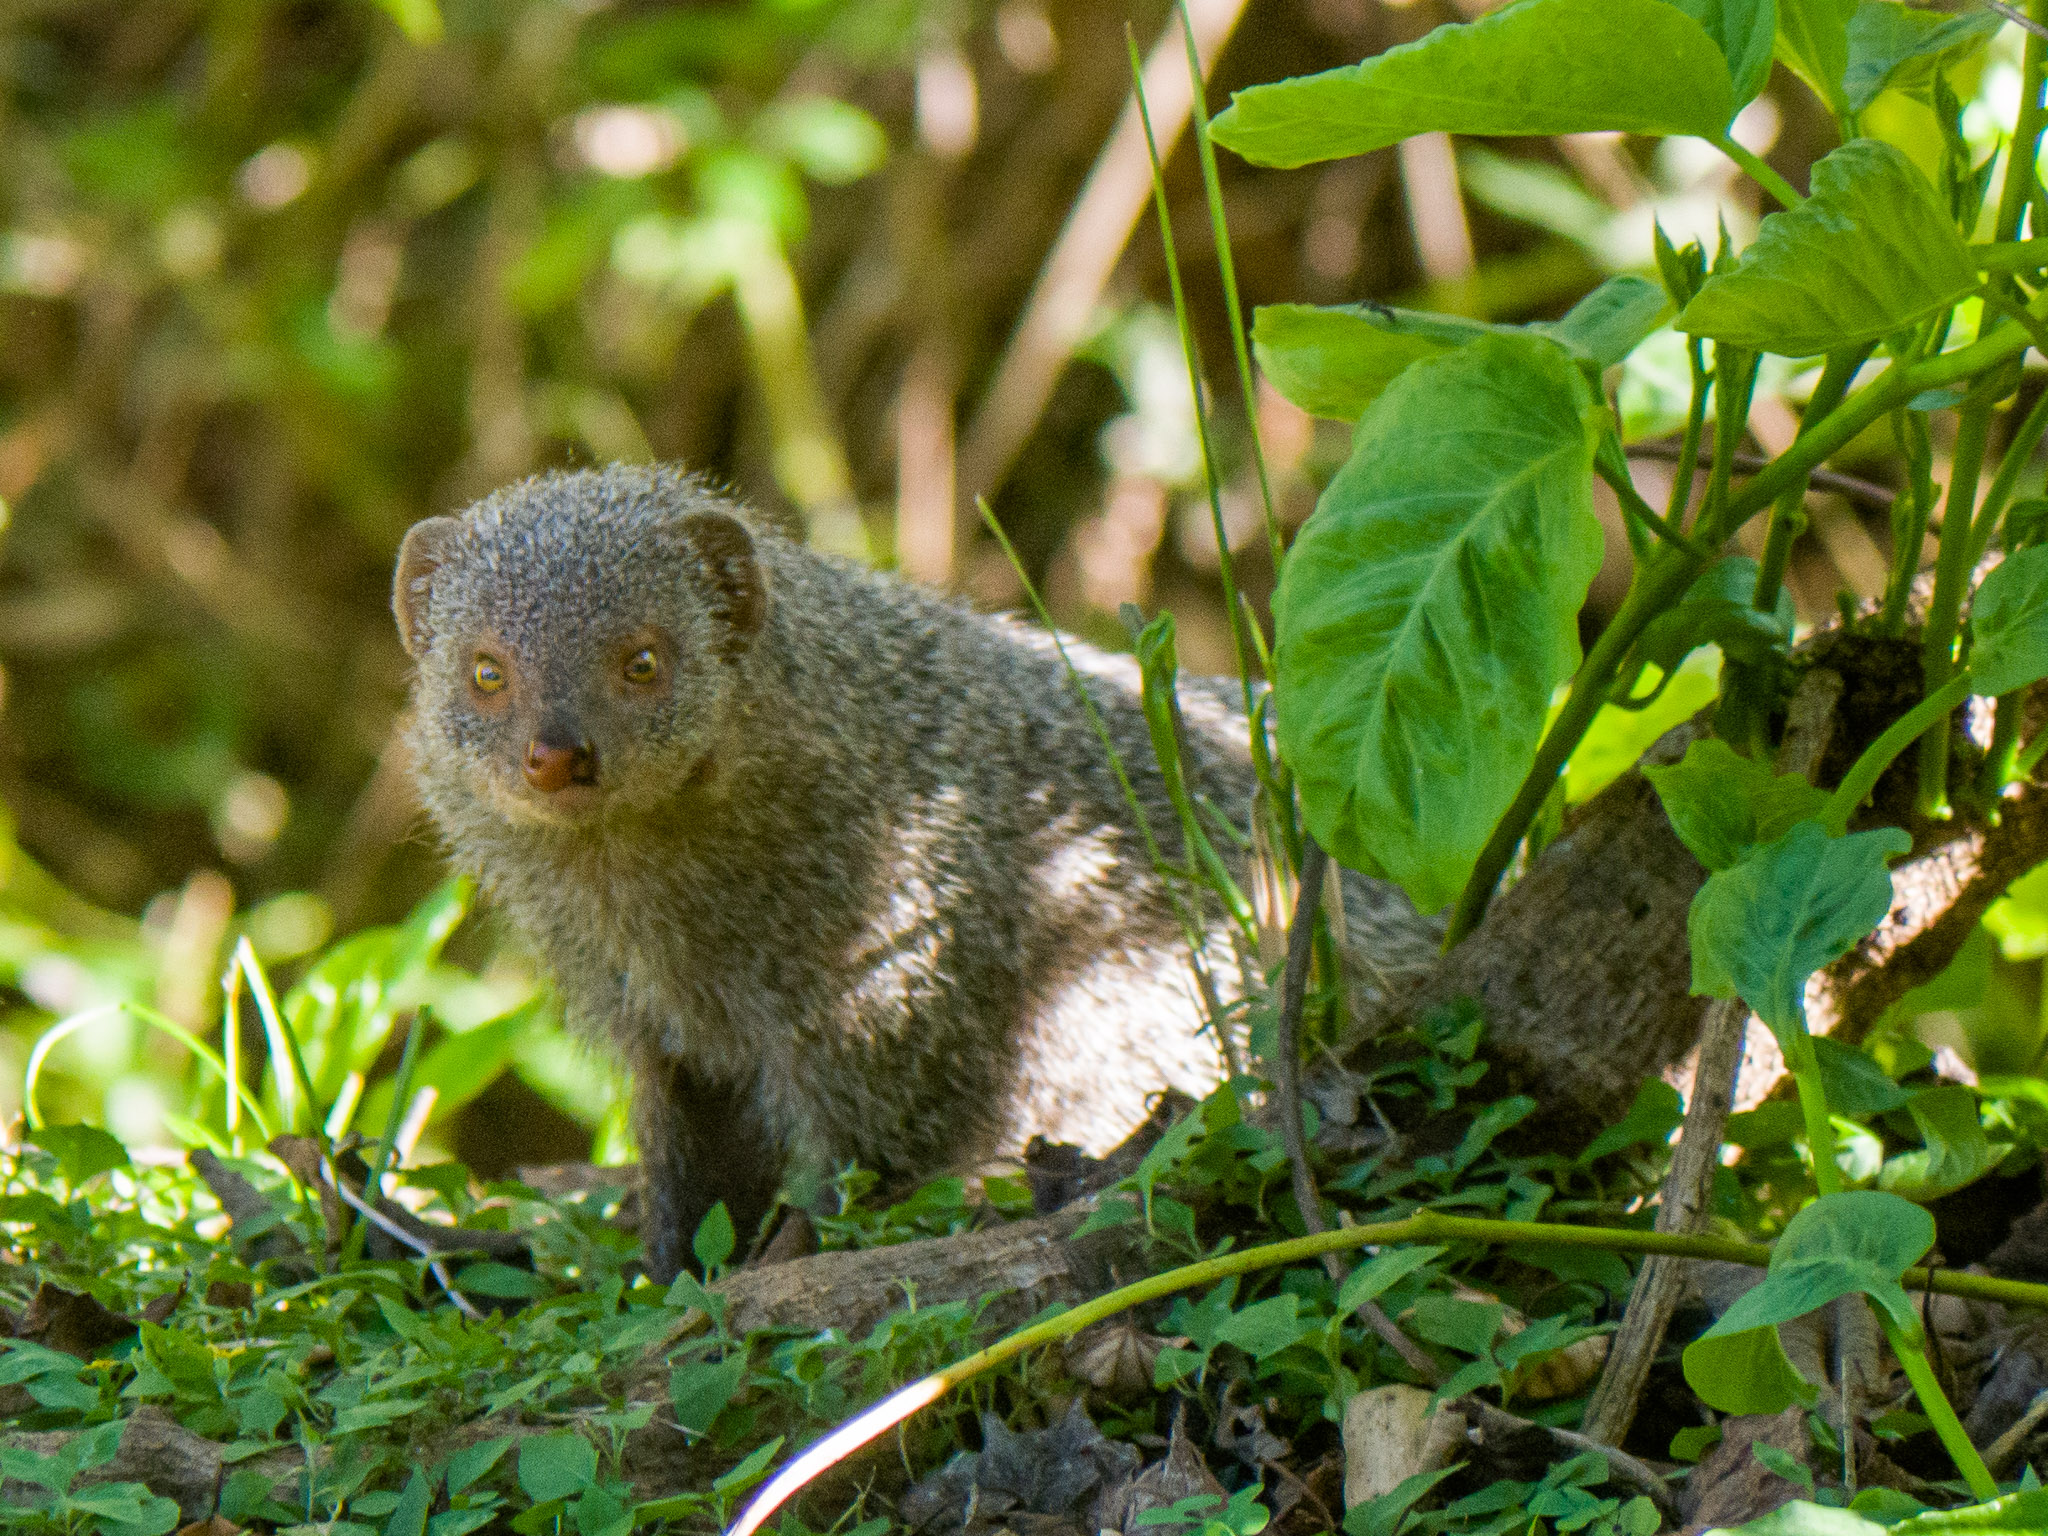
[
  {"xmin": 26, "ymin": 1002, "xmax": 273, "ymax": 1141},
  {"xmin": 1128, "ymin": 28, "xmax": 1258, "ymax": 714},
  {"xmin": 342, "ymin": 1006, "xmax": 430, "ymax": 1264}
]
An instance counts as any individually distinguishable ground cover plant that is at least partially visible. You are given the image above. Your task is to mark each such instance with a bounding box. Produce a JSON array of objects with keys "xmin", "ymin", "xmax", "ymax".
[{"xmin": 24, "ymin": 1, "xmax": 2048, "ymax": 1536}]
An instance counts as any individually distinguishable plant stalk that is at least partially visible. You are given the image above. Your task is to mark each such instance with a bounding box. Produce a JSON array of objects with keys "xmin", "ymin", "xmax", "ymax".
[
  {"xmin": 1822, "ymin": 672, "xmax": 1976, "ymax": 835},
  {"xmin": 1752, "ymin": 346, "xmax": 1872, "ymax": 613},
  {"xmin": 1918, "ymin": 396, "xmax": 1996, "ymax": 816},
  {"xmin": 1887, "ymin": 1316, "xmax": 2001, "ymax": 1501},
  {"xmin": 1713, "ymin": 134, "xmax": 1802, "ymax": 209}
]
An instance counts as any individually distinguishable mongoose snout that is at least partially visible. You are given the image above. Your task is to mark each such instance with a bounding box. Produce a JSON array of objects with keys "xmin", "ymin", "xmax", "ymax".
[
  {"xmin": 523, "ymin": 734, "xmax": 599, "ymax": 794},
  {"xmin": 393, "ymin": 464, "xmax": 1438, "ymax": 1280}
]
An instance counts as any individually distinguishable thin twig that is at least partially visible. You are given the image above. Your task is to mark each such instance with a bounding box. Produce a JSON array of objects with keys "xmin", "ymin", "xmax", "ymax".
[
  {"xmin": 1991, "ymin": 1, "xmax": 2048, "ymax": 43},
  {"xmin": 1277, "ymin": 836, "xmax": 1329, "ymax": 1245},
  {"xmin": 1583, "ymin": 670, "xmax": 1842, "ymax": 1447},
  {"xmin": 1986, "ymin": 1387, "xmax": 2048, "ymax": 1476},
  {"xmin": 1277, "ymin": 835, "xmax": 1441, "ymax": 1382},
  {"xmin": 1628, "ymin": 438, "xmax": 1896, "ymax": 511}
]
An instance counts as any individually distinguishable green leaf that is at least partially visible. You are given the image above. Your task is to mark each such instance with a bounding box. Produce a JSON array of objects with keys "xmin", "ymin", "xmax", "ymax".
[
  {"xmin": 671, "ymin": 1353, "xmax": 747, "ymax": 1437},
  {"xmin": 1274, "ymin": 333, "xmax": 1604, "ymax": 913},
  {"xmin": 1671, "ymin": 1424, "xmax": 1723, "ymax": 1462},
  {"xmin": 517, "ymin": 1433, "xmax": 598, "ymax": 1505},
  {"xmin": 1646, "ymin": 738, "xmax": 1831, "ymax": 873},
  {"xmin": 1209, "ymin": 0, "xmax": 1735, "ymax": 168},
  {"xmin": 1688, "ymin": 820, "xmax": 1909, "ymax": 1040},
  {"xmin": 1682, "ymin": 1319, "xmax": 1820, "ymax": 1414},
  {"xmin": 1843, "ymin": 4, "xmax": 2003, "ymax": 115},
  {"xmin": 1776, "ymin": 0, "xmax": 1860, "ymax": 117},
  {"xmin": 1342, "ymin": 1465, "xmax": 1464, "ymax": 1536},
  {"xmin": 1879, "ymin": 1083, "xmax": 1995, "ymax": 1201},
  {"xmin": 1811, "ymin": 1035, "xmax": 1911, "ymax": 1115},
  {"xmin": 692, "ymin": 1202, "xmax": 736, "ymax": 1273},
  {"xmin": 1582, "ymin": 1078, "xmax": 1685, "ymax": 1161},
  {"xmin": 1633, "ymin": 557, "xmax": 1795, "ymax": 674},
  {"xmin": 1710, "ymin": 1189, "xmax": 1934, "ymax": 1337},
  {"xmin": 1252, "ymin": 278, "xmax": 1663, "ymax": 425},
  {"xmin": 385, "ymin": 1468, "xmax": 434, "ymax": 1536},
  {"xmin": 1892, "ymin": 1489, "xmax": 2048, "ymax": 1533},
  {"xmin": 1216, "ymin": 1294, "xmax": 1316, "ymax": 1360},
  {"xmin": 28, "ymin": 1124, "xmax": 130, "ymax": 1187},
  {"xmin": 1541, "ymin": 275, "xmax": 1671, "ymax": 367},
  {"xmin": 1678, "ymin": 140, "xmax": 1975, "ymax": 356},
  {"xmin": 1408, "ymin": 1294, "xmax": 1504, "ymax": 1356},
  {"xmin": 1968, "ymin": 545, "xmax": 2048, "ymax": 696},
  {"xmin": 1663, "ymin": 0, "xmax": 1779, "ymax": 106},
  {"xmin": 451, "ymin": 1262, "xmax": 548, "ymax": 1300},
  {"xmin": 445, "ymin": 1437, "xmax": 514, "ymax": 1496},
  {"xmin": 1252, "ymin": 304, "xmax": 1468, "ymax": 421},
  {"xmin": 1336, "ymin": 1245, "xmax": 1445, "ymax": 1318}
]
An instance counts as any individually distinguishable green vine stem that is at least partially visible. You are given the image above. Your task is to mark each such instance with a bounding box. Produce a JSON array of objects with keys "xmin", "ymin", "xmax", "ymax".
[
  {"xmin": 1753, "ymin": 346, "xmax": 1872, "ymax": 614},
  {"xmin": 722, "ymin": 1209, "xmax": 2048, "ymax": 1536},
  {"xmin": 1713, "ymin": 133, "xmax": 1803, "ymax": 209},
  {"xmin": 1666, "ymin": 334, "xmax": 1710, "ymax": 526},
  {"xmin": 1969, "ymin": 381, "xmax": 2048, "ymax": 570},
  {"xmin": 1822, "ymin": 672, "xmax": 1976, "ymax": 835},
  {"xmin": 1917, "ymin": 395, "xmax": 1997, "ymax": 817},
  {"xmin": 1725, "ymin": 311, "xmax": 2040, "ymax": 526}
]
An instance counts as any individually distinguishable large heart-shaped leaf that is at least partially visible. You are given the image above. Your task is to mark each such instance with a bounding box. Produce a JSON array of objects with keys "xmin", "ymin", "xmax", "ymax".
[
  {"xmin": 1968, "ymin": 544, "xmax": 2048, "ymax": 696},
  {"xmin": 1210, "ymin": 0, "xmax": 1735, "ymax": 169},
  {"xmin": 1843, "ymin": 3, "xmax": 2003, "ymax": 115},
  {"xmin": 1684, "ymin": 1191, "xmax": 1932, "ymax": 1415},
  {"xmin": 1678, "ymin": 139, "xmax": 1974, "ymax": 356},
  {"xmin": 1274, "ymin": 333, "xmax": 1603, "ymax": 914},
  {"xmin": 1712, "ymin": 1190, "xmax": 1933, "ymax": 1335},
  {"xmin": 1688, "ymin": 820, "xmax": 1910, "ymax": 1041}
]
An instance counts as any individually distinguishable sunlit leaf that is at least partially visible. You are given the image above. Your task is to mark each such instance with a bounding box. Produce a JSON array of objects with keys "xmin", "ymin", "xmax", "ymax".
[
  {"xmin": 1776, "ymin": 0, "xmax": 1860, "ymax": 117},
  {"xmin": 1210, "ymin": 0, "xmax": 1735, "ymax": 168},
  {"xmin": 1678, "ymin": 139, "xmax": 1975, "ymax": 356},
  {"xmin": 1663, "ymin": 0, "xmax": 1779, "ymax": 107},
  {"xmin": 1275, "ymin": 333, "xmax": 1604, "ymax": 913}
]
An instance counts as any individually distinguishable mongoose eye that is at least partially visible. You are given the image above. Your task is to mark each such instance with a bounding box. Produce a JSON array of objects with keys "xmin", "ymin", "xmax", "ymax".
[
  {"xmin": 472, "ymin": 656, "xmax": 506, "ymax": 694},
  {"xmin": 623, "ymin": 648, "xmax": 660, "ymax": 685}
]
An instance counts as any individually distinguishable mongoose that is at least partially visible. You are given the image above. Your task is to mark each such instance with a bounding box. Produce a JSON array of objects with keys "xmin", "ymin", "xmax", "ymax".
[{"xmin": 393, "ymin": 464, "xmax": 1435, "ymax": 1280}]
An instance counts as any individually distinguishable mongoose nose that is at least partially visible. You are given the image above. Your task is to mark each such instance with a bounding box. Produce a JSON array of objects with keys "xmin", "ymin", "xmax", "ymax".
[{"xmin": 524, "ymin": 738, "xmax": 599, "ymax": 793}]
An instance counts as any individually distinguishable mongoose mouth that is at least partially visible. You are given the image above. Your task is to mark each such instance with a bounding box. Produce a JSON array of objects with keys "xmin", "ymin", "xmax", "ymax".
[{"xmin": 487, "ymin": 775, "xmax": 608, "ymax": 828}]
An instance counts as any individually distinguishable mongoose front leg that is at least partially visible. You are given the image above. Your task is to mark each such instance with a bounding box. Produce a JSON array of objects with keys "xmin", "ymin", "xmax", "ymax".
[{"xmin": 634, "ymin": 1058, "xmax": 783, "ymax": 1283}]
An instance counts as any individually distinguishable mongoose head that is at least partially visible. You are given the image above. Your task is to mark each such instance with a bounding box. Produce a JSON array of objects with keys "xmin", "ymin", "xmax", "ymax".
[{"xmin": 393, "ymin": 467, "xmax": 768, "ymax": 830}]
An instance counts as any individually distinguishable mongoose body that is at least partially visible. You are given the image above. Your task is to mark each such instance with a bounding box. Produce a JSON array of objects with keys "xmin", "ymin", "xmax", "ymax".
[{"xmin": 393, "ymin": 465, "xmax": 1433, "ymax": 1279}]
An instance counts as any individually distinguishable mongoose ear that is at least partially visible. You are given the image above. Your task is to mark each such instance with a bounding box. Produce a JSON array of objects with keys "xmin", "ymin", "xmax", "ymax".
[
  {"xmin": 393, "ymin": 516, "xmax": 463, "ymax": 659},
  {"xmin": 680, "ymin": 510, "xmax": 768, "ymax": 659}
]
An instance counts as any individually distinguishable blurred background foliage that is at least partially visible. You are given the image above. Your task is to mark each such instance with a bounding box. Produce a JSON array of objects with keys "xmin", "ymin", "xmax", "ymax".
[{"xmin": 4, "ymin": 0, "xmax": 2046, "ymax": 1173}]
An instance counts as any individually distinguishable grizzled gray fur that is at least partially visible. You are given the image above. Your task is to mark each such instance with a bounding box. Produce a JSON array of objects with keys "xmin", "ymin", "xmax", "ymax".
[{"xmin": 393, "ymin": 464, "xmax": 1435, "ymax": 1280}]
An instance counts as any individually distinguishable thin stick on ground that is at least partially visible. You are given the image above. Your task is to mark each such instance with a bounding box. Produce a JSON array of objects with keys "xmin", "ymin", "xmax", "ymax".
[{"xmin": 1582, "ymin": 668, "xmax": 1842, "ymax": 1446}]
